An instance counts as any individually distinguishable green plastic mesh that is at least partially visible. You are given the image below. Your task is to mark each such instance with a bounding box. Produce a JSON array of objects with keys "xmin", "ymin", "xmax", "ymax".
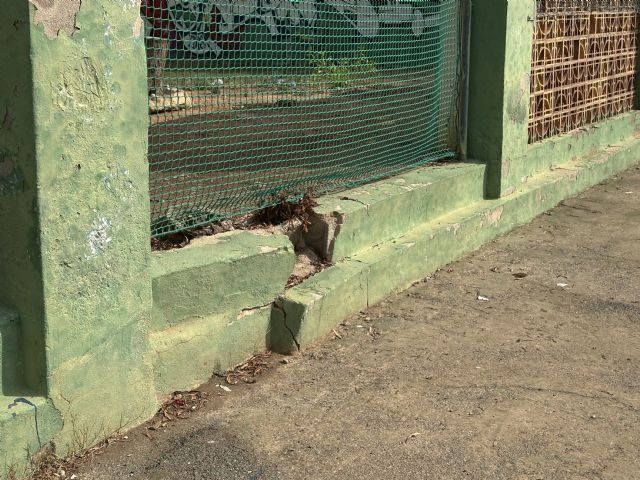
[{"xmin": 145, "ymin": 0, "xmax": 463, "ymax": 237}]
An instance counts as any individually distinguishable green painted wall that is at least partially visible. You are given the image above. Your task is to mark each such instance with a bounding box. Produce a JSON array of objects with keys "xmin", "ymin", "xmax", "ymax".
[
  {"xmin": 0, "ymin": 0, "xmax": 46, "ymax": 395},
  {"xmin": 0, "ymin": 0, "xmax": 638, "ymax": 476},
  {"xmin": 26, "ymin": 0, "xmax": 157, "ymax": 452},
  {"xmin": 468, "ymin": 0, "xmax": 533, "ymax": 198},
  {"xmin": 467, "ymin": 0, "xmax": 507, "ymax": 184},
  {"xmin": 468, "ymin": 0, "xmax": 637, "ymax": 199}
]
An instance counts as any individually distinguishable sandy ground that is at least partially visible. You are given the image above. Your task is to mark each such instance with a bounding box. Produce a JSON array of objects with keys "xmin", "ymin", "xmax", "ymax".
[{"xmin": 75, "ymin": 165, "xmax": 640, "ymax": 480}]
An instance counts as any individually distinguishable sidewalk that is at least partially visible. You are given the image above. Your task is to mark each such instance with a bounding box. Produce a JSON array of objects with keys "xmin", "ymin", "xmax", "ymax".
[{"xmin": 77, "ymin": 166, "xmax": 639, "ymax": 480}]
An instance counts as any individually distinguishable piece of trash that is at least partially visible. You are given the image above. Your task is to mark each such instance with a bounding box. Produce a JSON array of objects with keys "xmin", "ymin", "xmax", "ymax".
[
  {"xmin": 512, "ymin": 272, "xmax": 527, "ymax": 279},
  {"xmin": 70, "ymin": 475, "xmax": 77, "ymax": 480},
  {"xmin": 404, "ymin": 432, "xmax": 421, "ymax": 443},
  {"xmin": 356, "ymin": 325, "xmax": 364, "ymax": 328},
  {"xmin": 207, "ymin": 440, "xmax": 216, "ymax": 444},
  {"xmin": 368, "ymin": 326, "xmax": 380, "ymax": 340},
  {"xmin": 217, "ymin": 384, "xmax": 232, "ymax": 393},
  {"xmin": 624, "ymin": 191, "xmax": 633, "ymax": 194},
  {"xmin": 209, "ymin": 78, "xmax": 224, "ymax": 94},
  {"xmin": 477, "ymin": 295, "xmax": 490, "ymax": 301},
  {"xmin": 557, "ymin": 283, "xmax": 569, "ymax": 288},
  {"xmin": 332, "ymin": 328, "xmax": 343, "ymax": 340}
]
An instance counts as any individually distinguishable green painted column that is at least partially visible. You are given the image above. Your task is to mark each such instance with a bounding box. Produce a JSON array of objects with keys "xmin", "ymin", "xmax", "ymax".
[
  {"xmin": 0, "ymin": 1, "xmax": 45, "ymax": 396},
  {"xmin": 1, "ymin": 0, "xmax": 158, "ymax": 454},
  {"xmin": 467, "ymin": 0, "xmax": 533, "ymax": 198}
]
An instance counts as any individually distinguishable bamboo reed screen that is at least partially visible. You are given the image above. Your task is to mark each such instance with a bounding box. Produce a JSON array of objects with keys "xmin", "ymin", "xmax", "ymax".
[{"xmin": 529, "ymin": 1, "xmax": 639, "ymax": 143}]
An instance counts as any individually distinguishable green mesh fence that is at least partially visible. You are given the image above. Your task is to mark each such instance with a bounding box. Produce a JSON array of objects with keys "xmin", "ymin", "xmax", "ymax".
[{"xmin": 144, "ymin": 0, "xmax": 465, "ymax": 237}]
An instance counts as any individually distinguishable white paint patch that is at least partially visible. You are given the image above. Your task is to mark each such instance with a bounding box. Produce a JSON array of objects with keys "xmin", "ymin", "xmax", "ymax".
[
  {"xmin": 133, "ymin": 16, "xmax": 144, "ymax": 38},
  {"xmin": 86, "ymin": 217, "xmax": 113, "ymax": 258},
  {"xmin": 104, "ymin": 25, "xmax": 113, "ymax": 46},
  {"xmin": 260, "ymin": 246, "xmax": 278, "ymax": 253},
  {"xmin": 446, "ymin": 223, "xmax": 461, "ymax": 234}
]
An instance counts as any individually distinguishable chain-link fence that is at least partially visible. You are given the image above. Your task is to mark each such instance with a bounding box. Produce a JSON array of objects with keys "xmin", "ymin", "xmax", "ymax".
[
  {"xmin": 530, "ymin": 0, "xmax": 639, "ymax": 143},
  {"xmin": 144, "ymin": 0, "xmax": 467, "ymax": 237}
]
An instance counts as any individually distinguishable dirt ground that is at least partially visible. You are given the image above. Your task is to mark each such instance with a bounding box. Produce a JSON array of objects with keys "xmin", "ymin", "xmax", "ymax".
[{"xmin": 75, "ymin": 166, "xmax": 640, "ymax": 480}]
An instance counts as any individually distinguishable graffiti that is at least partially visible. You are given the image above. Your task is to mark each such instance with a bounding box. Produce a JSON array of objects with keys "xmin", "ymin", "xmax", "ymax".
[{"xmin": 145, "ymin": 0, "xmax": 436, "ymax": 56}]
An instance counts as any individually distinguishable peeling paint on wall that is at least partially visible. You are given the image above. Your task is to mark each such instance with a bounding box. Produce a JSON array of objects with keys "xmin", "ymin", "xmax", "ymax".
[
  {"xmin": 86, "ymin": 217, "xmax": 113, "ymax": 258},
  {"xmin": 29, "ymin": 0, "xmax": 82, "ymax": 39},
  {"xmin": 483, "ymin": 206, "xmax": 504, "ymax": 227},
  {"xmin": 502, "ymin": 157, "xmax": 511, "ymax": 178},
  {"xmin": 132, "ymin": 15, "xmax": 143, "ymax": 38}
]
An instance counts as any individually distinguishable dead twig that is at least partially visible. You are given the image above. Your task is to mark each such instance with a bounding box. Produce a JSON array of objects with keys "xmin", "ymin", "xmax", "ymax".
[
  {"xmin": 225, "ymin": 352, "xmax": 271, "ymax": 385},
  {"xmin": 154, "ymin": 390, "xmax": 206, "ymax": 425}
]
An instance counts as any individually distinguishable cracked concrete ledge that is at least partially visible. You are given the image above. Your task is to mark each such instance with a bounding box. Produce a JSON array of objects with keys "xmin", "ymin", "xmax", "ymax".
[
  {"xmin": 150, "ymin": 231, "xmax": 295, "ymax": 331},
  {"xmin": 150, "ymin": 307, "xmax": 274, "ymax": 395},
  {"xmin": 147, "ymin": 165, "xmax": 489, "ymax": 391},
  {"xmin": 146, "ymin": 136, "xmax": 639, "ymax": 415},
  {"xmin": 302, "ymin": 162, "xmax": 487, "ymax": 262},
  {"xmin": 269, "ymin": 137, "xmax": 640, "ymax": 353}
]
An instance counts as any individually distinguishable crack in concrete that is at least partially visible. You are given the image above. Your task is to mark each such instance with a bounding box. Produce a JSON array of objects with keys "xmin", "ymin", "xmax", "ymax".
[
  {"xmin": 441, "ymin": 383, "xmax": 639, "ymax": 412},
  {"xmin": 339, "ymin": 196, "xmax": 370, "ymax": 214},
  {"xmin": 154, "ymin": 334, "xmax": 209, "ymax": 355},
  {"xmin": 273, "ymin": 301, "xmax": 300, "ymax": 351},
  {"xmin": 238, "ymin": 303, "xmax": 272, "ymax": 315}
]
